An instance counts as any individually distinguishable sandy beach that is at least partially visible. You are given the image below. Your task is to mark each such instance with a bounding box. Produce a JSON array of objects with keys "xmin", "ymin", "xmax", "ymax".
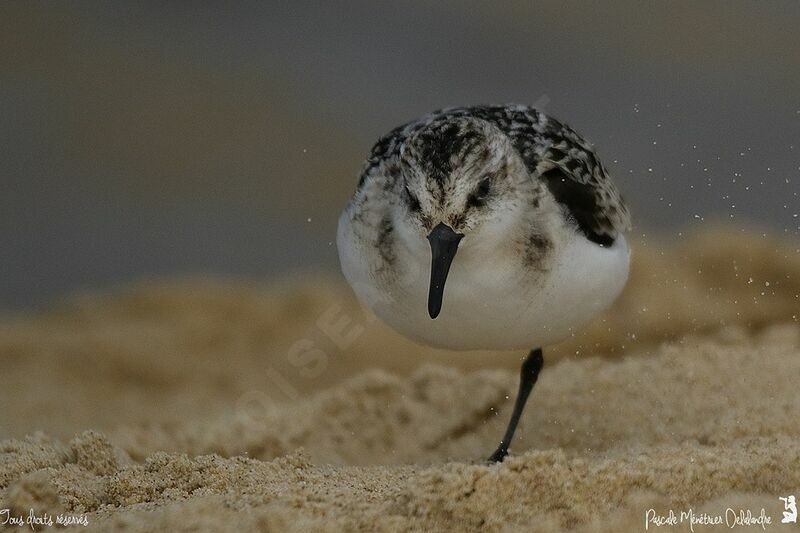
[{"xmin": 2, "ymin": 227, "xmax": 799, "ymax": 531}]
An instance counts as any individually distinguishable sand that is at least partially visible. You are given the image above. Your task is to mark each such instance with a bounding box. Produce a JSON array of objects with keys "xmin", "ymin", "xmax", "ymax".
[{"xmin": 1, "ymin": 226, "xmax": 799, "ymax": 531}]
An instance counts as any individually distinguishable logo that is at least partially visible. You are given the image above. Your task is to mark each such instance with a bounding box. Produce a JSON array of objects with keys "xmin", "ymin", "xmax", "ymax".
[
  {"xmin": 644, "ymin": 498, "xmax": 800, "ymax": 530},
  {"xmin": 780, "ymin": 495, "xmax": 797, "ymax": 524}
]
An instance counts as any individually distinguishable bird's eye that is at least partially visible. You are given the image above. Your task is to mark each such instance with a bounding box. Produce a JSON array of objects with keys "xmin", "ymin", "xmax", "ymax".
[
  {"xmin": 466, "ymin": 176, "xmax": 492, "ymax": 209},
  {"xmin": 405, "ymin": 186, "xmax": 421, "ymax": 213}
]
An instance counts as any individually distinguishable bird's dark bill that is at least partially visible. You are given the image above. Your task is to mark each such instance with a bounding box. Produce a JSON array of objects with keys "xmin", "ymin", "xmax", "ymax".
[{"xmin": 426, "ymin": 223, "xmax": 464, "ymax": 319}]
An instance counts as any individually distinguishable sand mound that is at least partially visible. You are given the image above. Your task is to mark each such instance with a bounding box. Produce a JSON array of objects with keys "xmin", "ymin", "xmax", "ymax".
[
  {"xmin": 2, "ymin": 327, "xmax": 799, "ymax": 531},
  {"xmin": 1, "ymin": 227, "xmax": 799, "ymax": 530}
]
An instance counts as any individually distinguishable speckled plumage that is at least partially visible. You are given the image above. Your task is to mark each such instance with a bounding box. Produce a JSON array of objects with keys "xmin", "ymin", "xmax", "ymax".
[
  {"xmin": 358, "ymin": 104, "xmax": 631, "ymax": 245},
  {"xmin": 338, "ymin": 103, "xmax": 631, "ymax": 350}
]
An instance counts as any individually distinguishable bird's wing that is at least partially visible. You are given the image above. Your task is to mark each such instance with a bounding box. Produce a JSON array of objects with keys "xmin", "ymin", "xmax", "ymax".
[{"xmin": 473, "ymin": 105, "xmax": 632, "ymax": 246}]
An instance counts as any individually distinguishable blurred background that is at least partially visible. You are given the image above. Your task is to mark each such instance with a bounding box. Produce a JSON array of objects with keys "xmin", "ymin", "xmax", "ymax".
[{"xmin": 2, "ymin": 1, "xmax": 799, "ymax": 311}]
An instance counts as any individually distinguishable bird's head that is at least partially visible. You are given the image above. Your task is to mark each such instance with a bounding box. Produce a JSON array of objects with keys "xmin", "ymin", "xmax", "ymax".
[{"xmin": 391, "ymin": 115, "xmax": 533, "ymax": 318}]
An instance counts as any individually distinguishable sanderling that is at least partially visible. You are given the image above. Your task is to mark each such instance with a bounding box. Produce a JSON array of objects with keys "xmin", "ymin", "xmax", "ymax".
[{"xmin": 337, "ymin": 104, "xmax": 631, "ymax": 462}]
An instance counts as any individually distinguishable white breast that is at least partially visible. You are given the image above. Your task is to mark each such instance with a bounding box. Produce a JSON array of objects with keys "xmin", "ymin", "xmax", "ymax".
[{"xmin": 338, "ymin": 212, "xmax": 631, "ymax": 352}]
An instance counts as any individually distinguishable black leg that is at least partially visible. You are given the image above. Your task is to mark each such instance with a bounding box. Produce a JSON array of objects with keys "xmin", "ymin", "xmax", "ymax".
[{"xmin": 488, "ymin": 348, "xmax": 544, "ymax": 462}]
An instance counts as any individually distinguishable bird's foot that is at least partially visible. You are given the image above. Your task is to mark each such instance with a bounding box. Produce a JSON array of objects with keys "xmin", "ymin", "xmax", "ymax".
[{"xmin": 487, "ymin": 446, "xmax": 508, "ymax": 463}]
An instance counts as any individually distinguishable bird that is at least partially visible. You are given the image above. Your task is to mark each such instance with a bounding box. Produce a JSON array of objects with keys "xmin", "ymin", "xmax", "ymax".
[{"xmin": 337, "ymin": 104, "xmax": 631, "ymax": 462}]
